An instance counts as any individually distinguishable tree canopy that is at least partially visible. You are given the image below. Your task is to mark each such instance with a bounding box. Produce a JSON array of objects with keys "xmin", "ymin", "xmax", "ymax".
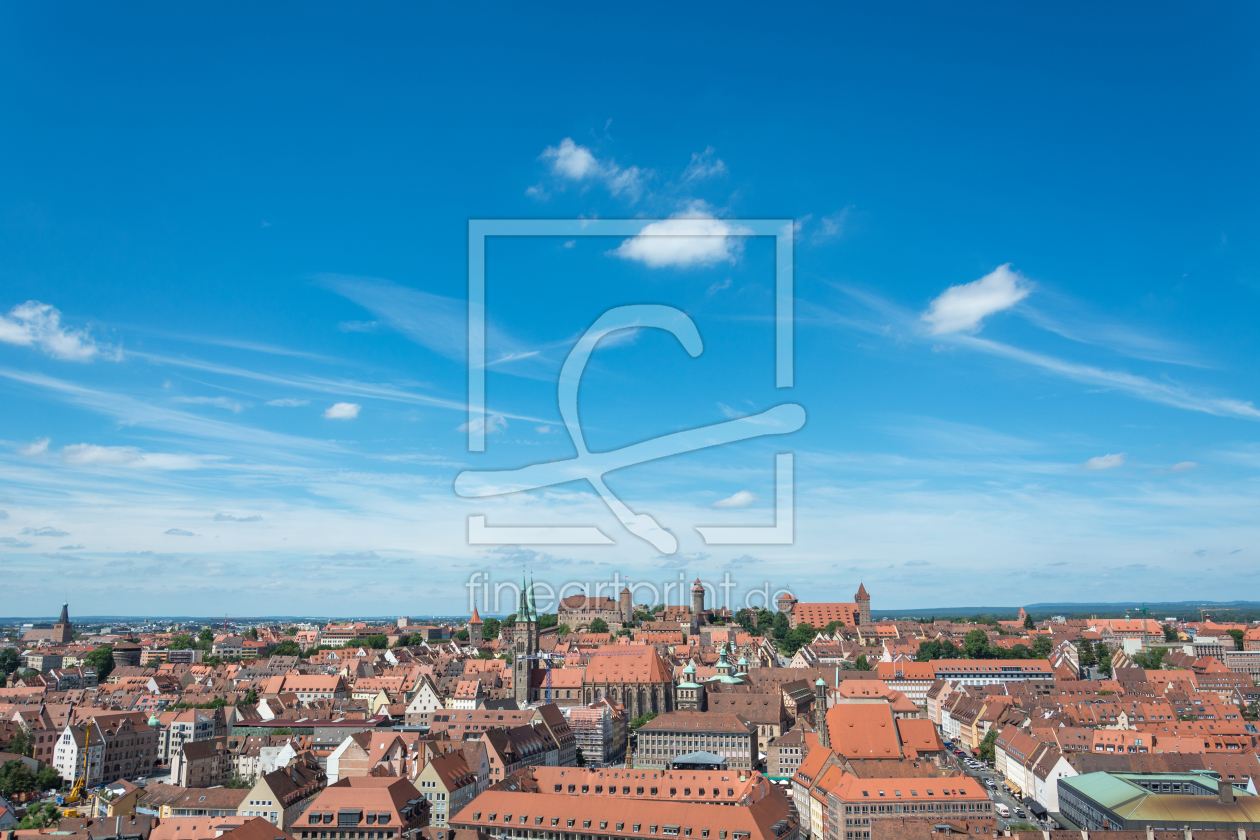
[
  {"xmin": 589, "ymin": 618, "xmax": 610, "ymax": 634},
  {"xmin": 84, "ymin": 644, "xmax": 115, "ymax": 680}
]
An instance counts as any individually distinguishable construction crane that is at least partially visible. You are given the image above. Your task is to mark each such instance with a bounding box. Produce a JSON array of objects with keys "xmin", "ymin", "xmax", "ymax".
[
  {"xmin": 59, "ymin": 733, "xmax": 91, "ymax": 816},
  {"xmin": 1200, "ymin": 607, "xmax": 1238, "ymax": 624}
]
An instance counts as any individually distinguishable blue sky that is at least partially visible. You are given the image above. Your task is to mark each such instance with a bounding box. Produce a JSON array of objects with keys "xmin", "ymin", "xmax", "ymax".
[{"xmin": 1, "ymin": 4, "xmax": 1258, "ymax": 617}]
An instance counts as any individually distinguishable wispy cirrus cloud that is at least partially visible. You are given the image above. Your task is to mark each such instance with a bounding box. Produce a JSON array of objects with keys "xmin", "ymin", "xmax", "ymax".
[
  {"xmin": 823, "ymin": 279, "xmax": 1260, "ymax": 423},
  {"xmin": 18, "ymin": 437, "xmax": 50, "ymax": 457},
  {"xmin": 682, "ymin": 146, "xmax": 728, "ymax": 182},
  {"xmin": 174, "ymin": 395, "xmax": 246, "ymax": 412},
  {"xmin": 1083, "ymin": 453, "xmax": 1126, "ymax": 470},
  {"xmin": 62, "ymin": 443, "xmax": 222, "ymax": 470}
]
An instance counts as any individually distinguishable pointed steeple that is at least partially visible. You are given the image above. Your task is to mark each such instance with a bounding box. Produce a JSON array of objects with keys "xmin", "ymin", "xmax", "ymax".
[
  {"xmin": 57, "ymin": 602, "xmax": 69, "ymax": 625},
  {"xmin": 470, "ymin": 605, "xmax": 482, "ymax": 623},
  {"xmin": 855, "ymin": 582, "xmax": 869, "ymax": 600},
  {"xmin": 528, "ymin": 573, "xmax": 537, "ymax": 622}
]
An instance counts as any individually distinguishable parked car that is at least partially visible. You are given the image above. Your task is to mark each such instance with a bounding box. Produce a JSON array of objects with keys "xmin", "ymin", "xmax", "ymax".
[
  {"xmin": 986, "ymin": 780, "xmax": 997, "ymax": 789},
  {"xmin": 1015, "ymin": 808, "xmax": 1027, "ymax": 818}
]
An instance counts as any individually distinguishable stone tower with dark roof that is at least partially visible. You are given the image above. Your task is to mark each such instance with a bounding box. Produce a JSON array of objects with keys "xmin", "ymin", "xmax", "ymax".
[
  {"xmin": 619, "ymin": 582, "xmax": 632, "ymax": 626},
  {"xmin": 855, "ymin": 583, "xmax": 871, "ymax": 627},
  {"xmin": 691, "ymin": 578, "xmax": 706, "ymax": 621}
]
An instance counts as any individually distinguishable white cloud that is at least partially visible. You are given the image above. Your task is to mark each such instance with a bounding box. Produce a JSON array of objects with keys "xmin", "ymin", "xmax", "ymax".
[
  {"xmin": 337, "ymin": 320, "xmax": 379, "ymax": 333},
  {"xmin": 816, "ymin": 208, "xmax": 853, "ymax": 241},
  {"xmin": 458, "ymin": 414, "xmax": 507, "ymax": 435},
  {"xmin": 1084, "ymin": 453, "xmax": 1126, "ymax": 470},
  {"xmin": 682, "ymin": 146, "xmax": 727, "ymax": 182},
  {"xmin": 164, "ymin": 528, "xmax": 196, "ymax": 536},
  {"xmin": 267, "ymin": 398, "xmax": 310, "ymax": 407},
  {"xmin": 612, "ymin": 204, "xmax": 751, "ymax": 269},
  {"xmin": 21, "ymin": 526, "xmax": 69, "ymax": 537},
  {"xmin": 537, "ymin": 138, "xmax": 647, "ymax": 202},
  {"xmin": 542, "ymin": 137, "xmax": 600, "ymax": 179},
  {"xmin": 536, "ymin": 425, "xmax": 553, "ymax": 434},
  {"xmin": 324, "ymin": 402, "xmax": 361, "ymax": 420},
  {"xmin": 61, "ymin": 443, "xmax": 217, "ymax": 470},
  {"xmin": 59, "ymin": 544, "xmax": 84, "ymax": 550},
  {"xmin": 713, "ymin": 490, "xmax": 757, "ymax": 508},
  {"xmin": 1169, "ymin": 461, "xmax": 1197, "ymax": 472},
  {"xmin": 214, "ymin": 512, "xmax": 263, "ymax": 522},
  {"xmin": 0, "ymin": 537, "xmax": 33, "ymax": 548},
  {"xmin": 18, "ymin": 437, "xmax": 50, "ymax": 457},
  {"xmin": 0, "ymin": 301, "xmax": 112, "ymax": 361},
  {"xmin": 174, "ymin": 396, "xmax": 245, "ymax": 412},
  {"xmin": 922, "ymin": 264, "xmax": 1032, "ymax": 334}
]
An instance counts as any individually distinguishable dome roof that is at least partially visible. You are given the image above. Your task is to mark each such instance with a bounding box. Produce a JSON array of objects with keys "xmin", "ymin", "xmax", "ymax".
[{"xmin": 148, "ymin": 713, "xmax": 161, "ymax": 727}]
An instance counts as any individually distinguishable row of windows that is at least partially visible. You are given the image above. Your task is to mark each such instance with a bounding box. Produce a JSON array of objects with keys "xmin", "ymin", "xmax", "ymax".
[
  {"xmin": 551, "ymin": 783, "xmax": 736, "ymax": 797},
  {"xmin": 470, "ymin": 815, "xmax": 747, "ymax": 838},
  {"xmin": 843, "ymin": 802, "xmax": 988, "ymax": 815},
  {"xmin": 299, "ymin": 832, "xmax": 394, "ymax": 839}
]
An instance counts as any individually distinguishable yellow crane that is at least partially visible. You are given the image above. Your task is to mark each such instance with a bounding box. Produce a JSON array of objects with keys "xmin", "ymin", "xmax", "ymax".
[
  {"xmin": 1199, "ymin": 607, "xmax": 1238, "ymax": 624},
  {"xmin": 60, "ymin": 731, "xmax": 91, "ymax": 817}
]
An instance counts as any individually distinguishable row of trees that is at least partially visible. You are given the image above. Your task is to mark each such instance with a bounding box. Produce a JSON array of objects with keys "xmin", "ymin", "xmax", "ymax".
[
  {"xmin": 916, "ymin": 629, "xmax": 1053, "ymax": 662},
  {"xmin": 0, "ymin": 759, "xmax": 62, "ymax": 798}
]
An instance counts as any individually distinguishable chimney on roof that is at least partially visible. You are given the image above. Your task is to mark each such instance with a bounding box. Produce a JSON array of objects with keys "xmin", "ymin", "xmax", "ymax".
[{"xmin": 1219, "ymin": 779, "xmax": 1235, "ymax": 804}]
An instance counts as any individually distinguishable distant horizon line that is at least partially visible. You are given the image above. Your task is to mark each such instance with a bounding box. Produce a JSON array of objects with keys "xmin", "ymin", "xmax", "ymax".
[{"xmin": 3, "ymin": 599, "xmax": 1258, "ymax": 623}]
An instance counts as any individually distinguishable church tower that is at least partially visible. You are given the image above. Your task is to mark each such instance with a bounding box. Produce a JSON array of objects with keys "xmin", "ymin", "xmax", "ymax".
[
  {"xmin": 468, "ymin": 604, "xmax": 483, "ymax": 643},
  {"xmin": 814, "ymin": 677, "xmax": 829, "ymax": 747},
  {"xmin": 53, "ymin": 602, "xmax": 73, "ymax": 644},
  {"xmin": 512, "ymin": 575, "xmax": 538, "ymax": 706},
  {"xmin": 855, "ymin": 583, "xmax": 871, "ymax": 627}
]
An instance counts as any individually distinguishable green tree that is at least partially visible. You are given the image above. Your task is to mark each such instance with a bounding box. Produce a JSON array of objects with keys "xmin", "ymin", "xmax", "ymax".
[
  {"xmin": 557, "ymin": 624, "xmax": 571, "ymax": 636},
  {"xmin": 476, "ymin": 650, "xmax": 495, "ymax": 660},
  {"xmin": 0, "ymin": 759, "xmax": 36, "ymax": 797},
  {"xmin": 0, "ymin": 648, "xmax": 21, "ymax": 676},
  {"xmin": 10, "ymin": 727, "xmax": 32, "ymax": 758},
  {"xmin": 821, "ymin": 620, "xmax": 844, "ymax": 636},
  {"xmin": 538, "ymin": 613, "xmax": 558, "ymax": 630},
  {"xmin": 1226, "ymin": 628, "xmax": 1245, "ymax": 650},
  {"xmin": 963, "ymin": 629, "xmax": 991, "ymax": 659},
  {"xmin": 18, "ymin": 802, "xmax": 61, "ymax": 829},
  {"xmin": 1077, "ymin": 639, "xmax": 1096, "ymax": 669},
  {"xmin": 1243, "ymin": 700, "xmax": 1259, "ymax": 722},
  {"xmin": 854, "ymin": 655, "xmax": 871, "ymax": 671},
  {"xmin": 1163, "ymin": 624, "xmax": 1179, "ymax": 642},
  {"xmin": 781, "ymin": 622, "xmax": 815, "ymax": 656},
  {"xmin": 772, "ymin": 611, "xmax": 789, "ymax": 640},
  {"xmin": 453, "ymin": 629, "xmax": 469, "ymax": 642},
  {"xmin": 1030, "ymin": 636, "xmax": 1053, "ymax": 659},
  {"xmin": 629, "ymin": 712, "xmax": 658, "ymax": 731},
  {"xmin": 363, "ymin": 634, "xmax": 388, "ymax": 649},
  {"xmin": 1097, "ymin": 652, "xmax": 1112, "ymax": 677},
  {"xmin": 243, "ymin": 688, "xmax": 259, "ymax": 705},
  {"xmin": 1023, "ymin": 613, "xmax": 1035, "ymax": 630},
  {"xmin": 245, "ymin": 628, "xmax": 258, "ymax": 640},
  {"xmin": 285, "ymin": 626, "xmax": 299, "ymax": 635},
  {"xmin": 224, "ymin": 773, "xmax": 253, "ymax": 788},
  {"xmin": 481, "ymin": 618, "xmax": 501, "ymax": 640},
  {"xmin": 575, "ymin": 747, "xmax": 587, "ymax": 767},
  {"xmin": 916, "ymin": 640, "xmax": 941, "ymax": 662},
  {"xmin": 84, "ymin": 644, "xmax": 115, "ymax": 680},
  {"xmin": 589, "ymin": 618, "xmax": 610, "ymax": 634},
  {"xmin": 198, "ymin": 628, "xmax": 215, "ymax": 646},
  {"xmin": 270, "ymin": 640, "xmax": 301, "ymax": 657},
  {"xmin": 35, "ymin": 765, "xmax": 62, "ymax": 790},
  {"xmin": 169, "ymin": 634, "xmax": 196, "ymax": 650},
  {"xmin": 503, "ymin": 613, "xmax": 517, "ymax": 627},
  {"xmin": 978, "ymin": 729, "xmax": 999, "ymax": 763}
]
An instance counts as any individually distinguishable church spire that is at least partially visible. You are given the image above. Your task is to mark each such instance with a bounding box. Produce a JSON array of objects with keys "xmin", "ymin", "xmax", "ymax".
[{"xmin": 57, "ymin": 602, "xmax": 69, "ymax": 625}]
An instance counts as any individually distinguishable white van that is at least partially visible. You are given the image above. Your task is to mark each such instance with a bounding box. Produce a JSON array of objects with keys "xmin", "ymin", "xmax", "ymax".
[{"xmin": 994, "ymin": 804, "xmax": 1011, "ymax": 818}]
